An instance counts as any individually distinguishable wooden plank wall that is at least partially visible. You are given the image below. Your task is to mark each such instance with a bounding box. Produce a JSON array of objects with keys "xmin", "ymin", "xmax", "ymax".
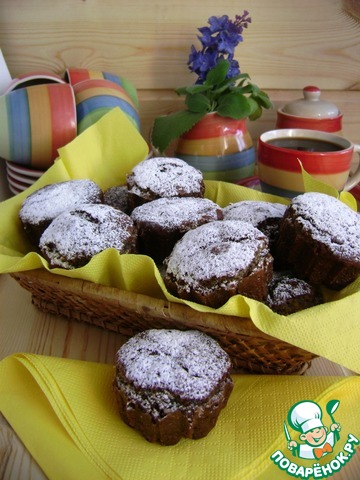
[{"xmin": 0, "ymin": 0, "xmax": 359, "ymax": 146}]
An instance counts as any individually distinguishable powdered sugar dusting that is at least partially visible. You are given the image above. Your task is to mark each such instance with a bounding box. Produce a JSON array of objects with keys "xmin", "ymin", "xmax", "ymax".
[
  {"xmin": 165, "ymin": 220, "xmax": 269, "ymax": 289},
  {"xmin": 116, "ymin": 329, "xmax": 231, "ymax": 402},
  {"xmin": 131, "ymin": 197, "xmax": 222, "ymax": 230},
  {"xmin": 289, "ymin": 192, "xmax": 360, "ymax": 260},
  {"xmin": 39, "ymin": 204, "xmax": 136, "ymax": 269},
  {"xmin": 127, "ymin": 157, "xmax": 204, "ymax": 198},
  {"xmin": 223, "ymin": 200, "xmax": 286, "ymax": 225},
  {"xmin": 268, "ymin": 272, "xmax": 313, "ymax": 303},
  {"xmin": 19, "ymin": 179, "xmax": 102, "ymax": 224}
]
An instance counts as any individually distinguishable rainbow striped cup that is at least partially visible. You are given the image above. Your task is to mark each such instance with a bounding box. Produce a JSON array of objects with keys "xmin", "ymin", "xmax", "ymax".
[
  {"xmin": 0, "ymin": 83, "xmax": 77, "ymax": 170},
  {"xmin": 73, "ymin": 78, "xmax": 140, "ymax": 134},
  {"xmin": 3, "ymin": 70, "xmax": 65, "ymax": 94},
  {"xmin": 65, "ymin": 68, "xmax": 138, "ymax": 108},
  {"xmin": 258, "ymin": 129, "xmax": 360, "ymax": 198}
]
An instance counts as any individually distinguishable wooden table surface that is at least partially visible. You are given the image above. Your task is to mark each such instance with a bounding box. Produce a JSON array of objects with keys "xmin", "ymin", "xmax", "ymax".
[{"xmin": 0, "ymin": 272, "xmax": 359, "ymax": 479}]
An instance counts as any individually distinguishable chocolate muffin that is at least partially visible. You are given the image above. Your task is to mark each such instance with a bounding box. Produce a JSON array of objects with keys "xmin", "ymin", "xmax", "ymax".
[
  {"xmin": 265, "ymin": 271, "xmax": 323, "ymax": 315},
  {"xmin": 39, "ymin": 204, "xmax": 137, "ymax": 269},
  {"xmin": 126, "ymin": 157, "xmax": 205, "ymax": 209},
  {"xmin": 164, "ymin": 220, "xmax": 273, "ymax": 308},
  {"xmin": 223, "ymin": 200, "xmax": 286, "ymax": 255},
  {"xmin": 113, "ymin": 329, "xmax": 233, "ymax": 445},
  {"xmin": 19, "ymin": 179, "xmax": 103, "ymax": 245},
  {"xmin": 131, "ymin": 197, "xmax": 223, "ymax": 263},
  {"xmin": 103, "ymin": 185, "xmax": 130, "ymax": 214},
  {"xmin": 275, "ymin": 192, "xmax": 360, "ymax": 289}
]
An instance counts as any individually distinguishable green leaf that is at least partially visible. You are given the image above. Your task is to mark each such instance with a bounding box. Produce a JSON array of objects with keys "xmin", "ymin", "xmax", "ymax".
[
  {"xmin": 176, "ymin": 84, "xmax": 211, "ymax": 96},
  {"xmin": 254, "ymin": 90, "xmax": 273, "ymax": 109},
  {"xmin": 216, "ymin": 92, "xmax": 252, "ymax": 119},
  {"xmin": 185, "ymin": 93, "xmax": 212, "ymax": 113},
  {"xmin": 204, "ymin": 59, "xmax": 230, "ymax": 87},
  {"xmin": 248, "ymin": 104, "xmax": 262, "ymax": 121},
  {"xmin": 230, "ymin": 84, "xmax": 254, "ymax": 95},
  {"xmin": 211, "ymin": 73, "xmax": 250, "ymax": 95},
  {"xmin": 151, "ymin": 110, "xmax": 206, "ymax": 153},
  {"xmin": 247, "ymin": 97, "xmax": 261, "ymax": 116}
]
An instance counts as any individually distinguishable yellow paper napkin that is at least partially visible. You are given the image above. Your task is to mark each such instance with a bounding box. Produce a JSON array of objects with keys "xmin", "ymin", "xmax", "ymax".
[
  {"xmin": 0, "ymin": 107, "xmax": 360, "ymax": 372},
  {"xmin": 0, "ymin": 354, "xmax": 359, "ymax": 480}
]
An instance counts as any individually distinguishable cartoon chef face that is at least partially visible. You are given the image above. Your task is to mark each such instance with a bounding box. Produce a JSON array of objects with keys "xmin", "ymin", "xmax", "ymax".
[
  {"xmin": 300, "ymin": 426, "xmax": 328, "ymax": 446},
  {"xmin": 288, "ymin": 400, "xmax": 326, "ymax": 445}
]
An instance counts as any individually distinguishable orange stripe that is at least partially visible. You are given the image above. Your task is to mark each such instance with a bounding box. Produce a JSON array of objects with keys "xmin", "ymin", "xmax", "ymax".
[
  {"xmin": 75, "ymin": 86, "xmax": 136, "ymax": 109},
  {"xmin": 48, "ymin": 84, "xmax": 77, "ymax": 161},
  {"xmin": 73, "ymin": 79, "xmax": 136, "ymax": 107},
  {"xmin": 27, "ymin": 85, "xmax": 52, "ymax": 168}
]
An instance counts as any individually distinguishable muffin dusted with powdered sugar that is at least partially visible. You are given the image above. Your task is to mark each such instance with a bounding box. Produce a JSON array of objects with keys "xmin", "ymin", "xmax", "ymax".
[
  {"xmin": 276, "ymin": 192, "xmax": 360, "ymax": 290},
  {"xmin": 39, "ymin": 204, "xmax": 137, "ymax": 269},
  {"xmin": 164, "ymin": 220, "xmax": 273, "ymax": 308},
  {"xmin": 113, "ymin": 329, "xmax": 233, "ymax": 445},
  {"xmin": 265, "ymin": 271, "xmax": 323, "ymax": 315},
  {"xmin": 131, "ymin": 196, "xmax": 223, "ymax": 263},
  {"xmin": 126, "ymin": 157, "xmax": 205, "ymax": 209},
  {"xmin": 223, "ymin": 200, "xmax": 286, "ymax": 256},
  {"xmin": 19, "ymin": 179, "xmax": 103, "ymax": 245}
]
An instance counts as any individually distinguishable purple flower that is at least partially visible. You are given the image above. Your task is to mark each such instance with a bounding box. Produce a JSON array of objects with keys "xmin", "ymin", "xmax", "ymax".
[{"xmin": 188, "ymin": 11, "xmax": 251, "ymax": 83}]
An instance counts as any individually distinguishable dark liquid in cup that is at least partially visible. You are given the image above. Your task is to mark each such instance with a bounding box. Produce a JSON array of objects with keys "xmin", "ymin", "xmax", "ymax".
[{"xmin": 267, "ymin": 138, "xmax": 343, "ymax": 152}]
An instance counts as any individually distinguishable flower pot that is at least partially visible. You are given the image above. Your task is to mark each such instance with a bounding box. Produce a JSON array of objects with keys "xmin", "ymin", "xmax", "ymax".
[{"xmin": 175, "ymin": 112, "xmax": 255, "ymax": 183}]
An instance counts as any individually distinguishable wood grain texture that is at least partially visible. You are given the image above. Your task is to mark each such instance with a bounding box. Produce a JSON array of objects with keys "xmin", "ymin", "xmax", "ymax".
[{"xmin": 0, "ymin": 0, "xmax": 359, "ymax": 91}]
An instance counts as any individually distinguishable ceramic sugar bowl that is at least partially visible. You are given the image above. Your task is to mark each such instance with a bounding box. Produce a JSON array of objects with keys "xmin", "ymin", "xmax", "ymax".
[{"xmin": 276, "ymin": 86, "xmax": 342, "ymax": 134}]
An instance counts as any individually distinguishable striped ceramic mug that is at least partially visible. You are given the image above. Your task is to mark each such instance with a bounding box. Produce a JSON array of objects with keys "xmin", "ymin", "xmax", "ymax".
[
  {"xmin": 65, "ymin": 68, "xmax": 139, "ymax": 109},
  {"xmin": 0, "ymin": 83, "xmax": 76, "ymax": 170},
  {"xmin": 73, "ymin": 78, "xmax": 140, "ymax": 134},
  {"xmin": 258, "ymin": 129, "xmax": 360, "ymax": 198}
]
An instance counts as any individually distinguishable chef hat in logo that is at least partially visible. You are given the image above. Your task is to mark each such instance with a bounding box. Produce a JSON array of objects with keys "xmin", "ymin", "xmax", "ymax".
[{"xmin": 288, "ymin": 401, "xmax": 324, "ymax": 433}]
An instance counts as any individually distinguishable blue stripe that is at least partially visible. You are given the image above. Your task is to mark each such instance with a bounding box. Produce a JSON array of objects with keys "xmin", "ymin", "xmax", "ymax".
[
  {"xmin": 7, "ymin": 89, "xmax": 31, "ymax": 164},
  {"xmin": 103, "ymin": 72, "xmax": 122, "ymax": 85},
  {"xmin": 176, "ymin": 147, "xmax": 255, "ymax": 172},
  {"xmin": 259, "ymin": 181, "xmax": 300, "ymax": 199},
  {"xmin": 76, "ymin": 96, "xmax": 140, "ymax": 128},
  {"xmin": 203, "ymin": 164, "xmax": 255, "ymax": 182}
]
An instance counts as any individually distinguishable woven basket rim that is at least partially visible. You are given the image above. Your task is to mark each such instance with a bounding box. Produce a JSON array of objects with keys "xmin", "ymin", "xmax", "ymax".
[{"xmin": 11, "ymin": 268, "xmax": 278, "ymax": 341}]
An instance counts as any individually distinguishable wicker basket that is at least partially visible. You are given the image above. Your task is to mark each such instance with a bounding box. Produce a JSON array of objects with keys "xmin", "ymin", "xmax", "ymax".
[{"xmin": 11, "ymin": 269, "xmax": 317, "ymax": 375}]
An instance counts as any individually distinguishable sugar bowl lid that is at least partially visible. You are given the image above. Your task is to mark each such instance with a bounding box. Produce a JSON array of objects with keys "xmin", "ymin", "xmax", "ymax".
[{"xmin": 282, "ymin": 86, "xmax": 340, "ymax": 119}]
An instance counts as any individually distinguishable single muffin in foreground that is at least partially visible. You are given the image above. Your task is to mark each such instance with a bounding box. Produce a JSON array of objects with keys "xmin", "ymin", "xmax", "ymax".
[
  {"xmin": 39, "ymin": 204, "xmax": 137, "ymax": 269},
  {"xmin": 113, "ymin": 329, "xmax": 233, "ymax": 445},
  {"xmin": 126, "ymin": 157, "xmax": 205, "ymax": 209},
  {"xmin": 275, "ymin": 192, "xmax": 360, "ymax": 290},
  {"xmin": 19, "ymin": 179, "xmax": 103, "ymax": 245},
  {"xmin": 131, "ymin": 196, "xmax": 223, "ymax": 263},
  {"xmin": 164, "ymin": 220, "xmax": 273, "ymax": 308},
  {"xmin": 265, "ymin": 271, "xmax": 323, "ymax": 315}
]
